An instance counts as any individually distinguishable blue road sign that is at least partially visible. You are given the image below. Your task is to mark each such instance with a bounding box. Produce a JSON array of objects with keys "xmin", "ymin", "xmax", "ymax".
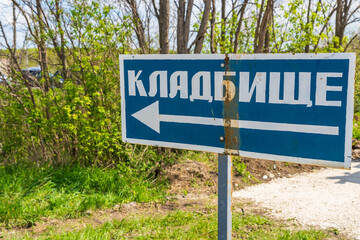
[{"xmin": 120, "ymin": 53, "xmax": 355, "ymax": 169}]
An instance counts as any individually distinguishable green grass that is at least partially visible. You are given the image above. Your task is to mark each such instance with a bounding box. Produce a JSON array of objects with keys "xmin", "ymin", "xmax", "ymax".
[
  {"xmin": 19, "ymin": 211, "xmax": 329, "ymax": 240},
  {"xmin": 353, "ymin": 112, "xmax": 360, "ymax": 139},
  {"xmin": 0, "ymin": 163, "xmax": 167, "ymax": 228}
]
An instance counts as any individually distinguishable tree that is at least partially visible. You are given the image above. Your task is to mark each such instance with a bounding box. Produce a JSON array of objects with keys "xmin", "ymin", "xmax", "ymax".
[
  {"xmin": 209, "ymin": 0, "xmax": 217, "ymax": 53},
  {"xmin": 254, "ymin": 0, "xmax": 274, "ymax": 53},
  {"xmin": 233, "ymin": 0, "xmax": 248, "ymax": 53},
  {"xmin": 176, "ymin": 0, "xmax": 193, "ymax": 53},
  {"xmin": 192, "ymin": 0, "xmax": 212, "ymax": 53},
  {"xmin": 153, "ymin": 0, "xmax": 170, "ymax": 53},
  {"xmin": 124, "ymin": 0, "xmax": 148, "ymax": 53},
  {"xmin": 220, "ymin": 0, "xmax": 226, "ymax": 53},
  {"xmin": 335, "ymin": 0, "xmax": 360, "ymax": 49}
]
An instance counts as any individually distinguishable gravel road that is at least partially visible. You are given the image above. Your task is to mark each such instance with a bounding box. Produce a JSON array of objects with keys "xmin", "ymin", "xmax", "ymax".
[{"xmin": 233, "ymin": 161, "xmax": 360, "ymax": 239}]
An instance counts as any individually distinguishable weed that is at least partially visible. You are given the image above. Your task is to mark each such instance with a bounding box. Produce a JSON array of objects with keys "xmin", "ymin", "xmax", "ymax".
[
  {"xmin": 233, "ymin": 157, "xmax": 252, "ymax": 183},
  {"xmin": 331, "ymin": 228, "xmax": 340, "ymax": 235},
  {"xmin": 204, "ymin": 180, "xmax": 214, "ymax": 186}
]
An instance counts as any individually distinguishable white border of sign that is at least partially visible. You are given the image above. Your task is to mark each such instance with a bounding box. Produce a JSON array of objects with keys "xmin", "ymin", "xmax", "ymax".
[{"xmin": 120, "ymin": 53, "xmax": 356, "ymax": 169}]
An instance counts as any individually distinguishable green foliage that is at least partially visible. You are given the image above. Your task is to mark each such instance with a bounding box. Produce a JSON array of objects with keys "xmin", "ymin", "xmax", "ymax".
[
  {"xmin": 0, "ymin": 1, "xmax": 174, "ymax": 173},
  {"xmin": 200, "ymin": 0, "xmax": 346, "ymax": 54},
  {"xmin": 0, "ymin": 162, "xmax": 167, "ymax": 228},
  {"xmin": 202, "ymin": 8, "xmax": 255, "ymax": 54},
  {"xmin": 276, "ymin": 0, "xmax": 332, "ymax": 53},
  {"xmin": 351, "ymin": 38, "xmax": 360, "ymax": 113},
  {"xmin": 353, "ymin": 113, "xmax": 360, "ymax": 139},
  {"xmin": 20, "ymin": 210, "xmax": 329, "ymax": 239},
  {"xmin": 233, "ymin": 157, "xmax": 250, "ymax": 181},
  {"xmin": 353, "ymin": 124, "xmax": 360, "ymax": 139}
]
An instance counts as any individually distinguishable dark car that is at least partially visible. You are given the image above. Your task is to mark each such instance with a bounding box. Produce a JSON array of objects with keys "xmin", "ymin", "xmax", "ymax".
[{"xmin": 22, "ymin": 67, "xmax": 41, "ymax": 88}]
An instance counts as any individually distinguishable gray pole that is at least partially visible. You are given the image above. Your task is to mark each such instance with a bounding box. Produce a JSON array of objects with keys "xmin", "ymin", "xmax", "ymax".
[{"xmin": 218, "ymin": 154, "xmax": 232, "ymax": 240}]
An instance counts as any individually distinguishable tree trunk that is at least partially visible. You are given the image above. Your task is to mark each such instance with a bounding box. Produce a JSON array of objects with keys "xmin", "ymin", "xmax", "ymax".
[
  {"xmin": 176, "ymin": 0, "xmax": 193, "ymax": 53},
  {"xmin": 177, "ymin": 0, "xmax": 185, "ymax": 53},
  {"xmin": 263, "ymin": 1, "xmax": 273, "ymax": 53},
  {"xmin": 220, "ymin": 0, "xmax": 226, "ymax": 53},
  {"xmin": 254, "ymin": 0, "xmax": 265, "ymax": 52},
  {"xmin": 254, "ymin": 0, "xmax": 273, "ymax": 53},
  {"xmin": 263, "ymin": 24, "xmax": 271, "ymax": 53},
  {"xmin": 159, "ymin": 0, "xmax": 169, "ymax": 53},
  {"xmin": 210, "ymin": 0, "xmax": 216, "ymax": 53},
  {"xmin": 126, "ymin": 0, "xmax": 148, "ymax": 53},
  {"xmin": 234, "ymin": 0, "xmax": 248, "ymax": 53},
  {"xmin": 335, "ymin": 0, "xmax": 343, "ymax": 48},
  {"xmin": 55, "ymin": 0, "xmax": 67, "ymax": 79},
  {"xmin": 334, "ymin": 0, "xmax": 357, "ymax": 49},
  {"xmin": 193, "ymin": 0, "xmax": 211, "ymax": 53},
  {"xmin": 36, "ymin": 0, "xmax": 50, "ymax": 120}
]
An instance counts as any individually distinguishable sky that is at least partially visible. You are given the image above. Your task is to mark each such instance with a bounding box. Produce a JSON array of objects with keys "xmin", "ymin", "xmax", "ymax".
[{"xmin": 0, "ymin": 0, "xmax": 27, "ymax": 48}]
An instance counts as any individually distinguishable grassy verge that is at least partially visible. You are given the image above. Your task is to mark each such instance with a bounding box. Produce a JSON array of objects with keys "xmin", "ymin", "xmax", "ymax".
[
  {"xmin": 19, "ymin": 210, "xmax": 331, "ymax": 240},
  {"xmin": 0, "ymin": 160, "xmax": 343, "ymax": 239},
  {"xmin": 0, "ymin": 163, "xmax": 167, "ymax": 228}
]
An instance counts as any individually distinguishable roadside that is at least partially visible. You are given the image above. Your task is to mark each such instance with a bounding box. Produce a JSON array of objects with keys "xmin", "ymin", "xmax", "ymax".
[
  {"xmin": 234, "ymin": 160, "xmax": 360, "ymax": 239},
  {"xmin": 1, "ymin": 189, "xmax": 344, "ymax": 239},
  {"xmin": 165, "ymin": 155, "xmax": 320, "ymax": 196},
  {"xmin": 1, "ymin": 157, "xmax": 346, "ymax": 239}
]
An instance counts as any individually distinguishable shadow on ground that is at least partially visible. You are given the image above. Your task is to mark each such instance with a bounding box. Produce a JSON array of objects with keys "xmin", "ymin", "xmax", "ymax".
[{"xmin": 326, "ymin": 163, "xmax": 360, "ymax": 184}]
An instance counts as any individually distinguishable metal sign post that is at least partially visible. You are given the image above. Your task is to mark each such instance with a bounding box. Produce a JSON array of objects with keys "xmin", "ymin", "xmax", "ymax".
[{"xmin": 218, "ymin": 154, "xmax": 232, "ymax": 240}]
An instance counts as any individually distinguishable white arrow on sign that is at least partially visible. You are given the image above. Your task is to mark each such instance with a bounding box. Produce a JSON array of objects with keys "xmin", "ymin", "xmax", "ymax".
[{"xmin": 132, "ymin": 101, "xmax": 339, "ymax": 135}]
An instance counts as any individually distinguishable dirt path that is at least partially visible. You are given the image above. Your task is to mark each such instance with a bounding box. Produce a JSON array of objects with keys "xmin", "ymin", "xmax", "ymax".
[{"xmin": 233, "ymin": 161, "xmax": 360, "ymax": 239}]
